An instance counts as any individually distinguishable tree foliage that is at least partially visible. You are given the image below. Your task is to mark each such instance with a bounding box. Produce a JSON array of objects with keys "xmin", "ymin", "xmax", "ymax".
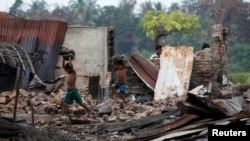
[
  {"xmin": 228, "ymin": 44, "xmax": 250, "ymax": 72},
  {"xmin": 6, "ymin": 0, "xmax": 250, "ymax": 70},
  {"xmin": 9, "ymin": 0, "xmax": 25, "ymax": 18},
  {"xmin": 140, "ymin": 10, "xmax": 200, "ymax": 45},
  {"xmin": 26, "ymin": 0, "xmax": 50, "ymax": 19}
]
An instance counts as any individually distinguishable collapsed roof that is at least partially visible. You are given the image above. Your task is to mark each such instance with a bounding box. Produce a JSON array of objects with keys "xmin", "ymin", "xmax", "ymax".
[
  {"xmin": 0, "ymin": 42, "xmax": 35, "ymax": 93},
  {"xmin": 0, "ymin": 42, "xmax": 34, "ymax": 72},
  {"xmin": 0, "ymin": 12, "xmax": 68, "ymax": 92}
]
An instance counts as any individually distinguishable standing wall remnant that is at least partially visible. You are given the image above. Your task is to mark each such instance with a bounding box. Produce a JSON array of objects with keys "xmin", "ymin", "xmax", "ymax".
[
  {"xmin": 56, "ymin": 27, "xmax": 113, "ymax": 91},
  {"xmin": 211, "ymin": 24, "xmax": 228, "ymax": 99},
  {"xmin": 189, "ymin": 48, "xmax": 212, "ymax": 91}
]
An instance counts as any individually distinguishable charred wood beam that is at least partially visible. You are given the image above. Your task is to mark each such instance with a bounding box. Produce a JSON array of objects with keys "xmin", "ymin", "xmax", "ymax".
[
  {"xmin": 177, "ymin": 93, "xmax": 227, "ymax": 119},
  {"xmin": 94, "ymin": 109, "xmax": 180, "ymax": 134},
  {"xmin": 132, "ymin": 114, "xmax": 199, "ymax": 140},
  {"xmin": 129, "ymin": 113, "xmax": 249, "ymax": 141},
  {"xmin": 131, "ymin": 92, "xmax": 244, "ymax": 141},
  {"xmin": 151, "ymin": 113, "xmax": 250, "ymax": 141},
  {"xmin": 13, "ymin": 68, "xmax": 23, "ymax": 122}
]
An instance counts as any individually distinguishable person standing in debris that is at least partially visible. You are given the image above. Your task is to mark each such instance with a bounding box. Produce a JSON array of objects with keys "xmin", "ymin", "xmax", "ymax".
[
  {"xmin": 194, "ymin": 43, "xmax": 210, "ymax": 58},
  {"xmin": 111, "ymin": 59, "xmax": 126, "ymax": 102},
  {"xmin": 61, "ymin": 55, "xmax": 91, "ymax": 117},
  {"xmin": 150, "ymin": 44, "xmax": 162, "ymax": 61}
]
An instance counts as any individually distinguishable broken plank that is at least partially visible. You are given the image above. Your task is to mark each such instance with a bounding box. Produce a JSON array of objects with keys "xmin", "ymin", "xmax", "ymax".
[
  {"xmin": 108, "ymin": 109, "xmax": 180, "ymax": 133},
  {"xmin": 147, "ymin": 113, "xmax": 250, "ymax": 141},
  {"xmin": 94, "ymin": 109, "xmax": 180, "ymax": 134},
  {"xmin": 132, "ymin": 114, "xmax": 199, "ymax": 139}
]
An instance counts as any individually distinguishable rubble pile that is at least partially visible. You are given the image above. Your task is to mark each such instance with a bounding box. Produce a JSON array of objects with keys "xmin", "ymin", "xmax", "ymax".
[
  {"xmin": 0, "ymin": 88, "xmax": 177, "ymax": 119},
  {"xmin": 0, "ymin": 85, "xmax": 181, "ymax": 140},
  {"xmin": 0, "ymin": 89, "xmax": 65, "ymax": 114},
  {"xmin": 0, "ymin": 86, "xmax": 250, "ymax": 140},
  {"xmin": 1, "ymin": 74, "xmax": 250, "ymax": 141}
]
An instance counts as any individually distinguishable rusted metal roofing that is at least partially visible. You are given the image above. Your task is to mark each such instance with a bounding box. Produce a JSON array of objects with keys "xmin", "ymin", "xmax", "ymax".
[
  {"xmin": 125, "ymin": 94, "xmax": 242, "ymax": 141},
  {"xmin": 154, "ymin": 46, "xmax": 194, "ymax": 101},
  {"xmin": 127, "ymin": 53, "xmax": 159, "ymax": 90},
  {"xmin": 0, "ymin": 12, "xmax": 17, "ymax": 19},
  {"xmin": 0, "ymin": 13, "xmax": 67, "ymax": 91},
  {"xmin": 0, "ymin": 12, "xmax": 68, "ymax": 92}
]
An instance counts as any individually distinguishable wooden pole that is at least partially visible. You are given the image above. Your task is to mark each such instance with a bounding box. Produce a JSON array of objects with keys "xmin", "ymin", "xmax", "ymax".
[
  {"xmin": 31, "ymin": 103, "xmax": 34, "ymax": 126},
  {"xmin": 13, "ymin": 68, "xmax": 23, "ymax": 122}
]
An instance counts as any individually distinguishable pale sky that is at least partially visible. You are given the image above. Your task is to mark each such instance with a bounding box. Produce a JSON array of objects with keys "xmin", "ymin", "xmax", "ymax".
[{"xmin": 0, "ymin": 0, "xmax": 183, "ymax": 12}]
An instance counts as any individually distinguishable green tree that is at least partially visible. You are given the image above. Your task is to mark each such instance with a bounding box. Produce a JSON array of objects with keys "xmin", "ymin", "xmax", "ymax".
[
  {"xmin": 136, "ymin": 1, "xmax": 163, "ymax": 53},
  {"xmin": 26, "ymin": 0, "xmax": 50, "ymax": 19},
  {"xmin": 96, "ymin": 0, "xmax": 138, "ymax": 55},
  {"xmin": 68, "ymin": 0, "xmax": 99, "ymax": 25},
  {"xmin": 51, "ymin": 6, "xmax": 71, "ymax": 21},
  {"xmin": 228, "ymin": 43, "xmax": 250, "ymax": 72},
  {"xmin": 140, "ymin": 10, "xmax": 200, "ymax": 46},
  {"xmin": 9, "ymin": 0, "xmax": 26, "ymax": 18}
]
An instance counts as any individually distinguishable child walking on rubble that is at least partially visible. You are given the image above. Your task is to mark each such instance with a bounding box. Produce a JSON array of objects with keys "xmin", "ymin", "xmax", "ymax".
[
  {"xmin": 111, "ymin": 59, "xmax": 127, "ymax": 102},
  {"xmin": 61, "ymin": 55, "xmax": 91, "ymax": 117}
]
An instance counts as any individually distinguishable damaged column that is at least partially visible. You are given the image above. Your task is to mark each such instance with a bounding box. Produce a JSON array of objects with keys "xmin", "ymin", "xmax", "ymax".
[{"xmin": 211, "ymin": 24, "xmax": 228, "ymax": 99}]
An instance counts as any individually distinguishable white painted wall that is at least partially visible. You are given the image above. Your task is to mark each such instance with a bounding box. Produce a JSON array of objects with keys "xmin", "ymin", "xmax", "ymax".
[
  {"xmin": 154, "ymin": 46, "xmax": 194, "ymax": 101},
  {"xmin": 55, "ymin": 26, "xmax": 108, "ymax": 90}
]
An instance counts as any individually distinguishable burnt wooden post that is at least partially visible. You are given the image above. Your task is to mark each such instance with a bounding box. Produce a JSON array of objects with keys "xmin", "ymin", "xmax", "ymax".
[
  {"xmin": 13, "ymin": 68, "xmax": 23, "ymax": 122},
  {"xmin": 88, "ymin": 73, "xmax": 100, "ymax": 100},
  {"xmin": 211, "ymin": 24, "xmax": 228, "ymax": 99}
]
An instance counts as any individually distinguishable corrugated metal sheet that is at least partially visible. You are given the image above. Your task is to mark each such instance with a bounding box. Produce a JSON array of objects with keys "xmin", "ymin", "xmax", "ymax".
[
  {"xmin": 0, "ymin": 12, "xmax": 68, "ymax": 91},
  {"xmin": 127, "ymin": 53, "xmax": 159, "ymax": 90},
  {"xmin": 154, "ymin": 46, "xmax": 194, "ymax": 101},
  {"xmin": 0, "ymin": 12, "xmax": 17, "ymax": 19}
]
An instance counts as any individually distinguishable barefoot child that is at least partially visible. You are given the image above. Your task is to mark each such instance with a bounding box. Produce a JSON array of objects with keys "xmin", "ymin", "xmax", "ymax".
[
  {"xmin": 61, "ymin": 55, "xmax": 91, "ymax": 116},
  {"xmin": 111, "ymin": 59, "xmax": 126, "ymax": 102}
]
